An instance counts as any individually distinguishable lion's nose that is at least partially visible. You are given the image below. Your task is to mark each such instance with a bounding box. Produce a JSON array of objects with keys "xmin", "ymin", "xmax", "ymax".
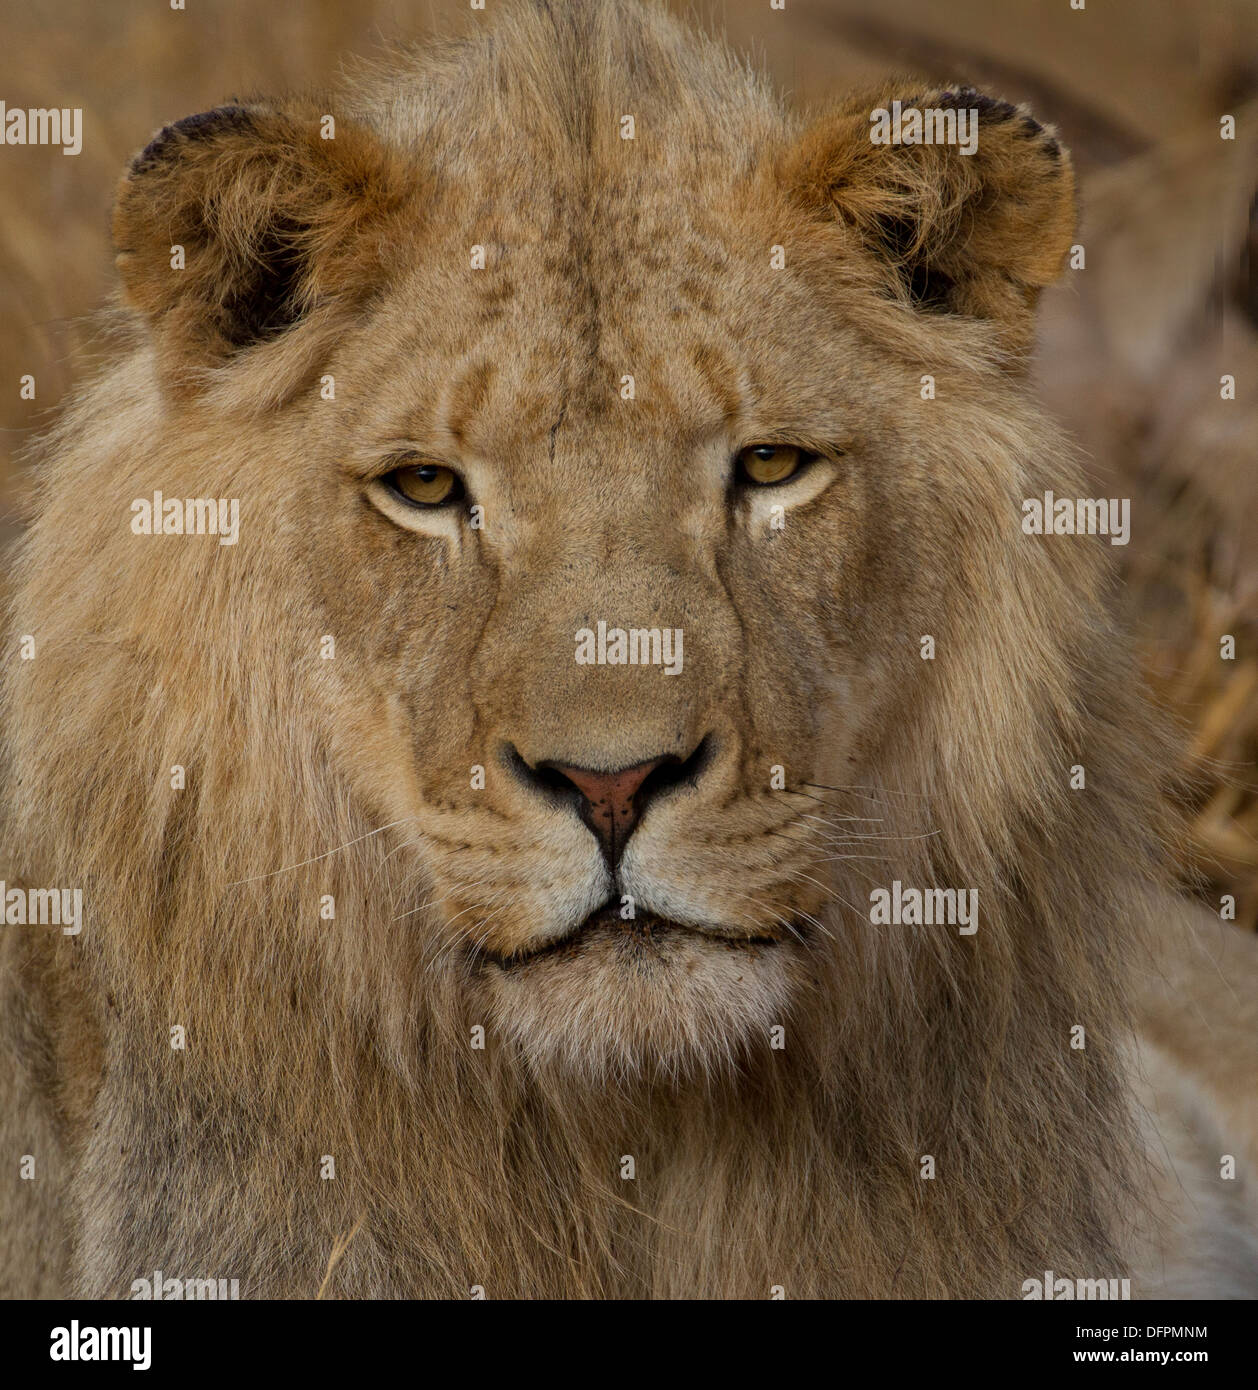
[
  {"xmin": 508, "ymin": 741, "xmax": 708, "ymax": 868},
  {"xmin": 544, "ymin": 758, "xmax": 667, "ymax": 867}
]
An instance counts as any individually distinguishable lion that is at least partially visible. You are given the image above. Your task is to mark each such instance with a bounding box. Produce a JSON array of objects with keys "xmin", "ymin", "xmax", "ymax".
[{"xmin": 2, "ymin": 0, "xmax": 1256, "ymax": 1300}]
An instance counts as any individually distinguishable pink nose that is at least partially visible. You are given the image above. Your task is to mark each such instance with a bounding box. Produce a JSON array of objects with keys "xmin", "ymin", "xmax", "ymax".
[{"xmin": 546, "ymin": 757, "xmax": 669, "ymax": 866}]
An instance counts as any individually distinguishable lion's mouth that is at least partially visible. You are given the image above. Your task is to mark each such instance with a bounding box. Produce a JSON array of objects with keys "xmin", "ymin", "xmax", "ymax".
[{"xmin": 484, "ymin": 904, "xmax": 792, "ymax": 969}]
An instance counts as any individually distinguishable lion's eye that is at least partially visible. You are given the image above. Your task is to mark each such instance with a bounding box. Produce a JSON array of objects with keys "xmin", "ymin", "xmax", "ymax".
[
  {"xmin": 736, "ymin": 444, "xmax": 810, "ymax": 486},
  {"xmin": 386, "ymin": 462, "xmax": 464, "ymax": 507}
]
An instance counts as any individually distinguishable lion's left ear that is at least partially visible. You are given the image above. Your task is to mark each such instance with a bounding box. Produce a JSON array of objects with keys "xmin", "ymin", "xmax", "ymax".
[{"xmin": 784, "ymin": 85, "xmax": 1076, "ymax": 356}]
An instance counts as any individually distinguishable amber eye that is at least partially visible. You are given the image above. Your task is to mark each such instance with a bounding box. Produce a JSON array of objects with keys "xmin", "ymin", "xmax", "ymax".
[
  {"xmin": 386, "ymin": 462, "xmax": 464, "ymax": 508},
  {"xmin": 736, "ymin": 444, "xmax": 809, "ymax": 486}
]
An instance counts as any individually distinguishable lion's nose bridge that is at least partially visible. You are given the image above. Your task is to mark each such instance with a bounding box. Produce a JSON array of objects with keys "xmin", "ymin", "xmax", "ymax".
[{"xmin": 478, "ymin": 557, "xmax": 718, "ymax": 772}]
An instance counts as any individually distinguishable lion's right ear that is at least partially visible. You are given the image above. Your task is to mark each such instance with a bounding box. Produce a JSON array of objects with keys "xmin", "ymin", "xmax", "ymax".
[
  {"xmin": 782, "ymin": 84, "xmax": 1076, "ymax": 359},
  {"xmin": 113, "ymin": 103, "xmax": 413, "ymax": 390}
]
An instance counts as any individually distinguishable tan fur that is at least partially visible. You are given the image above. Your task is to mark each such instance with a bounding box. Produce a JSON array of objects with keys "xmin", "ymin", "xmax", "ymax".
[{"xmin": 2, "ymin": 0, "xmax": 1255, "ymax": 1299}]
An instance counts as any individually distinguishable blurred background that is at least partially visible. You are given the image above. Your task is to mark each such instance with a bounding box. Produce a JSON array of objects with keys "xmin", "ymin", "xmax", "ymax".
[{"xmin": 1, "ymin": 0, "xmax": 1255, "ymax": 924}]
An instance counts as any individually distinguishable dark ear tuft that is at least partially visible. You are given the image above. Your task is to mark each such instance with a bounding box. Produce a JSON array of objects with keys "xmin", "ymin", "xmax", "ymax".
[
  {"xmin": 131, "ymin": 105, "xmax": 256, "ymax": 174},
  {"xmin": 940, "ymin": 88, "xmax": 1019, "ymax": 123},
  {"xmin": 784, "ymin": 83, "xmax": 1076, "ymax": 358}
]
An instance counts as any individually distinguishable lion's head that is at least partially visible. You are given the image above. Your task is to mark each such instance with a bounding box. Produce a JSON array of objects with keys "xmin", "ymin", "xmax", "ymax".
[{"xmin": 3, "ymin": 0, "xmax": 1173, "ymax": 1296}]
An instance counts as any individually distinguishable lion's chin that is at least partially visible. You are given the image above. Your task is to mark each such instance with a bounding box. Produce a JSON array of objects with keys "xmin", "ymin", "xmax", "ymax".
[{"xmin": 480, "ymin": 908, "xmax": 803, "ymax": 1082}]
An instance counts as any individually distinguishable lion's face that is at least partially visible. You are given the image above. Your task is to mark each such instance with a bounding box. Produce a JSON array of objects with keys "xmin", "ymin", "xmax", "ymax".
[
  {"xmin": 309, "ymin": 195, "xmax": 885, "ymax": 1076},
  {"xmin": 300, "ymin": 179, "xmax": 1049, "ymax": 1077},
  {"xmin": 110, "ymin": 65, "xmax": 1073, "ymax": 1078}
]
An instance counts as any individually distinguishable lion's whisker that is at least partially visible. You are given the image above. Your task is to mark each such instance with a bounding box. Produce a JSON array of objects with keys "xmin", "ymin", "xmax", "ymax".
[{"xmin": 226, "ymin": 816, "xmax": 420, "ymax": 885}]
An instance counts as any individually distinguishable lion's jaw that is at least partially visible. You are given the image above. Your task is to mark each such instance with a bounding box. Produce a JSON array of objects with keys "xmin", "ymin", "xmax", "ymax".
[{"xmin": 412, "ymin": 791, "xmax": 822, "ymax": 1080}]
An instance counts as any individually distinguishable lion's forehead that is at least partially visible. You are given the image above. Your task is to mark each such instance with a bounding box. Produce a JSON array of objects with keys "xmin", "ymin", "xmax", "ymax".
[
  {"xmin": 351, "ymin": 178, "xmax": 863, "ymax": 474},
  {"xmin": 430, "ymin": 169, "xmax": 764, "ymax": 333}
]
